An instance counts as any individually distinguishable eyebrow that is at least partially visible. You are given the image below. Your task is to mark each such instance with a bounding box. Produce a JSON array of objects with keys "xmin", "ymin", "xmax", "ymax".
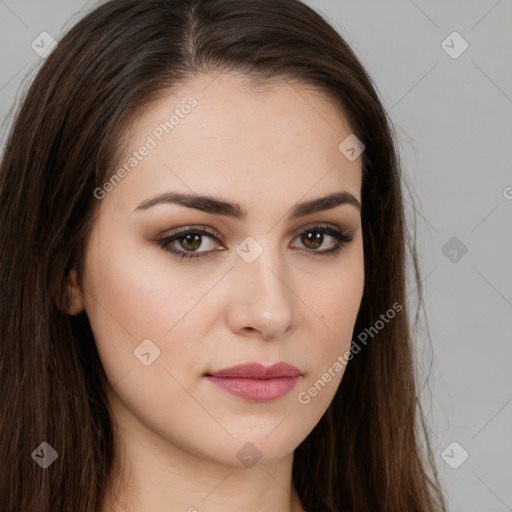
[{"xmin": 133, "ymin": 190, "xmax": 361, "ymax": 219}]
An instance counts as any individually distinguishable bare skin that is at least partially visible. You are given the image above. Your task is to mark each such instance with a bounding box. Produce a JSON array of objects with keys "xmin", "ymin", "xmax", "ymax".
[{"xmin": 67, "ymin": 72, "xmax": 364, "ymax": 512}]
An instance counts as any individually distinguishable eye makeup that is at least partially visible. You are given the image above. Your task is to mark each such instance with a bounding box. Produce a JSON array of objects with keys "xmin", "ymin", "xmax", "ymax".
[{"xmin": 155, "ymin": 223, "xmax": 354, "ymax": 261}]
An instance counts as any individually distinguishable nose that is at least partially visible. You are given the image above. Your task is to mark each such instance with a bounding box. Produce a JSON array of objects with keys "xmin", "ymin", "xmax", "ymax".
[{"xmin": 225, "ymin": 246, "xmax": 299, "ymax": 340}]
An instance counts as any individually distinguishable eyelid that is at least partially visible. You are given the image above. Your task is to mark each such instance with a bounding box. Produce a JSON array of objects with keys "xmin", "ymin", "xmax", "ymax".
[
  {"xmin": 159, "ymin": 224, "xmax": 223, "ymax": 242},
  {"xmin": 158, "ymin": 222, "xmax": 347, "ymax": 241},
  {"xmin": 156, "ymin": 222, "xmax": 353, "ymax": 260}
]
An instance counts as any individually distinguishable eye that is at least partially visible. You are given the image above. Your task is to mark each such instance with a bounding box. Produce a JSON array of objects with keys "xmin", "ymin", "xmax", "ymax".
[
  {"xmin": 156, "ymin": 225, "xmax": 224, "ymax": 261},
  {"xmin": 290, "ymin": 223, "xmax": 353, "ymax": 256},
  {"xmin": 156, "ymin": 223, "xmax": 353, "ymax": 261}
]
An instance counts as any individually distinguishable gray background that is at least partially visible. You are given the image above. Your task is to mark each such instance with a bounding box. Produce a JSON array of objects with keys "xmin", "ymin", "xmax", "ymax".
[{"xmin": 1, "ymin": 1, "xmax": 511, "ymax": 510}]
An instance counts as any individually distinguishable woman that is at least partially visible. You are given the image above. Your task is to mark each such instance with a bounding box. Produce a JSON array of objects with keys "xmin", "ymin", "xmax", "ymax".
[{"xmin": 0, "ymin": 0, "xmax": 447, "ymax": 510}]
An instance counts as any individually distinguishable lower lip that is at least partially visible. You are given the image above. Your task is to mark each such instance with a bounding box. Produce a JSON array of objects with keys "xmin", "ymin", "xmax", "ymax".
[{"xmin": 205, "ymin": 375, "xmax": 301, "ymax": 402}]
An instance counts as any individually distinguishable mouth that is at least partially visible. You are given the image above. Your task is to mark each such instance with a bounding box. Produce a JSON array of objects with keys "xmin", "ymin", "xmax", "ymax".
[{"xmin": 204, "ymin": 361, "xmax": 303, "ymax": 402}]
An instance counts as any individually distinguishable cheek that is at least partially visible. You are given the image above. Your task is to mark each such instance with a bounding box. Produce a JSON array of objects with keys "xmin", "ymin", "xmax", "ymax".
[
  {"xmin": 299, "ymin": 251, "xmax": 364, "ymax": 377},
  {"xmin": 83, "ymin": 226, "xmax": 204, "ymax": 340},
  {"xmin": 81, "ymin": 229, "xmax": 220, "ymax": 388},
  {"xmin": 307, "ymin": 285, "xmax": 361, "ymax": 376},
  {"xmin": 312, "ymin": 260, "xmax": 364, "ymax": 341},
  {"xmin": 294, "ymin": 273, "xmax": 363, "ymax": 412}
]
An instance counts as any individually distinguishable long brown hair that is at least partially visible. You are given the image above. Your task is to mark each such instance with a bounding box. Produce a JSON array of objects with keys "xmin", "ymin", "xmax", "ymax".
[{"xmin": 0, "ymin": 0, "xmax": 447, "ymax": 510}]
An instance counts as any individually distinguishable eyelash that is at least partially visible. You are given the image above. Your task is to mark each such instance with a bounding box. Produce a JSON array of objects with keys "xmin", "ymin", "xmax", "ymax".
[{"xmin": 156, "ymin": 223, "xmax": 353, "ymax": 261}]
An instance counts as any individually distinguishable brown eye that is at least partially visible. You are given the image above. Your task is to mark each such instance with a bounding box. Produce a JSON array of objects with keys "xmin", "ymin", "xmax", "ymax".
[
  {"xmin": 156, "ymin": 226, "xmax": 224, "ymax": 260},
  {"xmin": 156, "ymin": 223, "xmax": 353, "ymax": 261},
  {"xmin": 292, "ymin": 224, "xmax": 353, "ymax": 254},
  {"xmin": 300, "ymin": 230, "xmax": 325, "ymax": 250},
  {"xmin": 179, "ymin": 233, "xmax": 203, "ymax": 251}
]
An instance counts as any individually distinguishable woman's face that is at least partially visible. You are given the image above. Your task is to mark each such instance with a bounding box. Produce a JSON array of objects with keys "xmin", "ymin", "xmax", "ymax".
[{"xmin": 71, "ymin": 72, "xmax": 364, "ymax": 468}]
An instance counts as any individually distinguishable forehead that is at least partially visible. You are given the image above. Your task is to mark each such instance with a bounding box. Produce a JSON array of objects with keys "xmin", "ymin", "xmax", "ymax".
[{"xmin": 105, "ymin": 72, "xmax": 362, "ymax": 217}]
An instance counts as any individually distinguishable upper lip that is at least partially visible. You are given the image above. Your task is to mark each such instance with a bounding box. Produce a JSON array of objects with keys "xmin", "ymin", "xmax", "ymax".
[{"xmin": 206, "ymin": 362, "xmax": 303, "ymax": 379}]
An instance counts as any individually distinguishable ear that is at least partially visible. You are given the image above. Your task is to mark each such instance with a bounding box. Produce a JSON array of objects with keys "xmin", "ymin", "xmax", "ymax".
[{"xmin": 66, "ymin": 267, "xmax": 84, "ymax": 315}]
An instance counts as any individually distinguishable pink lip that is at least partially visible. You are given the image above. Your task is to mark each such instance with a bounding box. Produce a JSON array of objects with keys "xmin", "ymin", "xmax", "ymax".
[{"xmin": 205, "ymin": 362, "xmax": 303, "ymax": 402}]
